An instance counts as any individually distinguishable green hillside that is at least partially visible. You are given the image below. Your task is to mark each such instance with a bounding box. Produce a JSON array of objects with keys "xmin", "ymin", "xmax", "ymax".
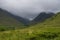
[
  {"xmin": 33, "ymin": 12, "xmax": 60, "ymax": 27},
  {"xmin": 0, "ymin": 12, "xmax": 60, "ymax": 40},
  {"xmin": 0, "ymin": 9, "xmax": 25, "ymax": 31}
]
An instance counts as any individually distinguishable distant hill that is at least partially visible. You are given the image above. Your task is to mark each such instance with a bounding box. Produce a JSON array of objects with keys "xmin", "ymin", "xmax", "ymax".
[
  {"xmin": 32, "ymin": 12, "xmax": 60, "ymax": 27},
  {"xmin": 0, "ymin": 8, "xmax": 29, "ymax": 31},
  {"xmin": 30, "ymin": 12, "xmax": 55, "ymax": 25}
]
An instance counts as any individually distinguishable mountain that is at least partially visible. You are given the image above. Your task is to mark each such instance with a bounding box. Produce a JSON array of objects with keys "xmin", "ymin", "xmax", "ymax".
[
  {"xmin": 0, "ymin": 9, "xmax": 55, "ymax": 27},
  {"xmin": 0, "ymin": 12, "xmax": 60, "ymax": 40},
  {"xmin": 32, "ymin": 12, "xmax": 60, "ymax": 27},
  {"xmin": 0, "ymin": 8, "xmax": 29, "ymax": 31},
  {"xmin": 0, "ymin": 8, "xmax": 30, "ymax": 25},
  {"xmin": 30, "ymin": 12, "xmax": 55, "ymax": 25},
  {"xmin": 0, "ymin": 8, "xmax": 60, "ymax": 40},
  {"xmin": 6, "ymin": 12, "xmax": 30, "ymax": 25}
]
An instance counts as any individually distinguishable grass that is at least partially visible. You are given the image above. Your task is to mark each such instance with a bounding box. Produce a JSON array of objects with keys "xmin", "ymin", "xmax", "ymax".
[{"xmin": 0, "ymin": 27, "xmax": 60, "ymax": 40}]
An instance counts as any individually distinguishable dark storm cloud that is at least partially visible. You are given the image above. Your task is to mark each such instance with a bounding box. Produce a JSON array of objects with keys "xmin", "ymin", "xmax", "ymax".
[{"xmin": 0, "ymin": 0, "xmax": 60, "ymax": 20}]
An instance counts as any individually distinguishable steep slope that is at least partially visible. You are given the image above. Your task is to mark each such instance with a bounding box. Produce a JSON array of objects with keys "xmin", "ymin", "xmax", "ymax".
[
  {"xmin": 0, "ymin": 8, "xmax": 26, "ymax": 31},
  {"xmin": 31, "ymin": 12, "xmax": 55, "ymax": 25},
  {"xmin": 0, "ymin": 12, "xmax": 60, "ymax": 40},
  {"xmin": 37, "ymin": 12, "xmax": 60, "ymax": 27},
  {"xmin": 5, "ymin": 12, "xmax": 30, "ymax": 25}
]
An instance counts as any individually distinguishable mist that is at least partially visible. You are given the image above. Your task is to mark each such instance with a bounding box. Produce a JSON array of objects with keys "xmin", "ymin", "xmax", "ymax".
[{"xmin": 0, "ymin": 0, "xmax": 60, "ymax": 20}]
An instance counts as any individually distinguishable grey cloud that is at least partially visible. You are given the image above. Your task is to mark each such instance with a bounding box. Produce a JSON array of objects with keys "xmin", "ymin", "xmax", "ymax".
[{"xmin": 0, "ymin": 0, "xmax": 60, "ymax": 19}]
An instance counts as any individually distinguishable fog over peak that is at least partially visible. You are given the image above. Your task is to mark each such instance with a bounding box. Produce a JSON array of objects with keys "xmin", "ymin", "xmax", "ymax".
[{"xmin": 0, "ymin": 0, "xmax": 60, "ymax": 19}]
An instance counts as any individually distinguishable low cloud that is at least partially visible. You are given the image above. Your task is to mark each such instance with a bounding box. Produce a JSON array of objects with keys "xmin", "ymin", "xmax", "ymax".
[{"xmin": 0, "ymin": 0, "xmax": 60, "ymax": 19}]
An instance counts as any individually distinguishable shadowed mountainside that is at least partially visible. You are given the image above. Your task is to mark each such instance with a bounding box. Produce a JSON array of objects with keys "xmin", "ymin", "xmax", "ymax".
[
  {"xmin": 30, "ymin": 12, "xmax": 55, "ymax": 25},
  {"xmin": 0, "ymin": 8, "xmax": 30, "ymax": 31}
]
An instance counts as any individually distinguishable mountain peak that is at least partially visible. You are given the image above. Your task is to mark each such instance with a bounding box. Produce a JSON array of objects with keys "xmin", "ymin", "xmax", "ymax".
[{"xmin": 30, "ymin": 12, "xmax": 55, "ymax": 24}]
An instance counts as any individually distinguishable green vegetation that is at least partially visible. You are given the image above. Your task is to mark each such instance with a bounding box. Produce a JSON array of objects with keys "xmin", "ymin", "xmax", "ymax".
[{"xmin": 0, "ymin": 12, "xmax": 60, "ymax": 40}]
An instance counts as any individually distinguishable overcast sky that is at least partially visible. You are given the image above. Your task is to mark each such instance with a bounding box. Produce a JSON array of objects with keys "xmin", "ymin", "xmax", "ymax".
[{"xmin": 0, "ymin": 0, "xmax": 60, "ymax": 20}]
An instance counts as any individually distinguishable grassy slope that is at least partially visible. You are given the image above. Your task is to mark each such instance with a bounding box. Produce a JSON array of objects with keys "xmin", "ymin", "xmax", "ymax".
[
  {"xmin": 0, "ymin": 10, "xmax": 25, "ymax": 31},
  {"xmin": 0, "ymin": 13, "xmax": 60, "ymax": 40}
]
